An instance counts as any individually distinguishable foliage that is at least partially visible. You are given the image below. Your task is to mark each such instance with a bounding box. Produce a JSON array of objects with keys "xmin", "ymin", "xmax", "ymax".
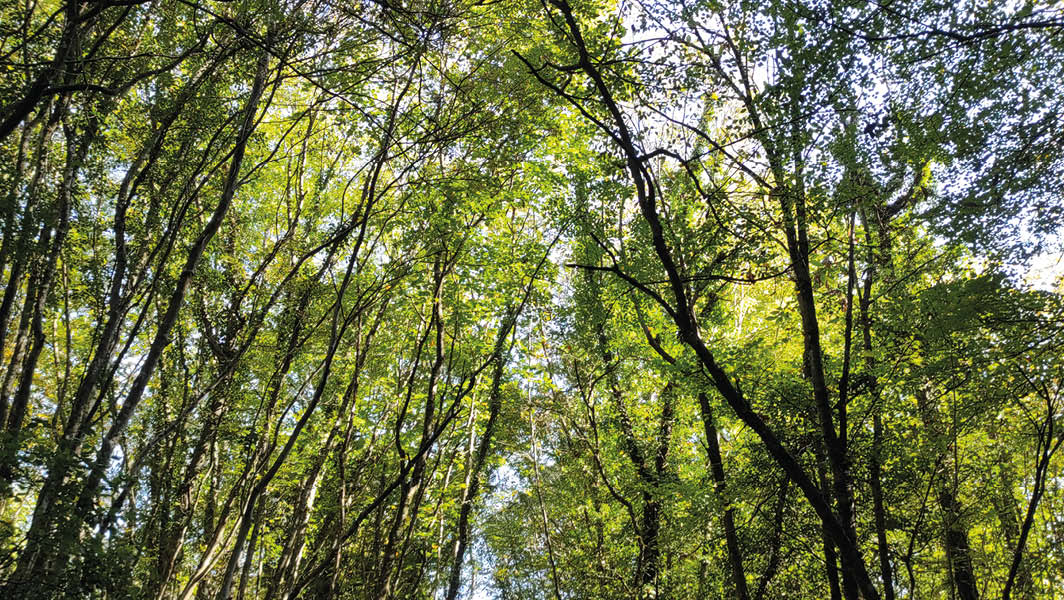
[{"xmin": 0, "ymin": 0, "xmax": 1062, "ymax": 599}]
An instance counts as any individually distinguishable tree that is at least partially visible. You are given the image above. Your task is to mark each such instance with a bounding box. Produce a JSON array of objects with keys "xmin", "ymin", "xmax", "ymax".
[{"xmin": 1, "ymin": 0, "xmax": 1062, "ymax": 598}]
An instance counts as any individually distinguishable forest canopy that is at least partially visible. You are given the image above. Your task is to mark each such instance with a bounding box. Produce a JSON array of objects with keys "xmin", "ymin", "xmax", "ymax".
[{"xmin": 1, "ymin": 0, "xmax": 1062, "ymax": 599}]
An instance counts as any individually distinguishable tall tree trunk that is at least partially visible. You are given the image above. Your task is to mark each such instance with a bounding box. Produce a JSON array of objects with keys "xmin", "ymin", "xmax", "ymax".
[
  {"xmin": 915, "ymin": 387, "xmax": 979, "ymax": 600},
  {"xmin": 3, "ymin": 44, "xmax": 271, "ymax": 598},
  {"xmin": 754, "ymin": 480, "xmax": 789, "ymax": 600},
  {"xmin": 1003, "ymin": 390, "xmax": 1062, "ymax": 600},
  {"xmin": 870, "ymin": 411, "xmax": 895, "ymax": 600},
  {"xmin": 816, "ymin": 450, "xmax": 843, "ymax": 600},
  {"xmin": 0, "ymin": 110, "xmax": 86, "ymax": 495},
  {"xmin": 591, "ymin": 289, "xmax": 671, "ymax": 597},
  {"xmin": 375, "ymin": 258, "xmax": 448, "ymax": 600},
  {"xmin": 529, "ymin": 407, "xmax": 563, "ymax": 600},
  {"xmin": 520, "ymin": 6, "xmax": 881, "ymax": 595},
  {"xmin": 444, "ymin": 309, "xmax": 517, "ymax": 600},
  {"xmin": 991, "ymin": 436, "xmax": 1032, "ymax": 599},
  {"xmin": 859, "ymin": 218, "xmax": 896, "ymax": 600},
  {"xmin": 698, "ymin": 393, "xmax": 749, "ymax": 600}
]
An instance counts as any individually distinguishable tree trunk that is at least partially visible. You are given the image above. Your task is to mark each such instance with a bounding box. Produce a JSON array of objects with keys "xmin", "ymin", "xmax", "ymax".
[
  {"xmin": 698, "ymin": 393, "xmax": 749, "ymax": 600},
  {"xmin": 916, "ymin": 388, "xmax": 978, "ymax": 600}
]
